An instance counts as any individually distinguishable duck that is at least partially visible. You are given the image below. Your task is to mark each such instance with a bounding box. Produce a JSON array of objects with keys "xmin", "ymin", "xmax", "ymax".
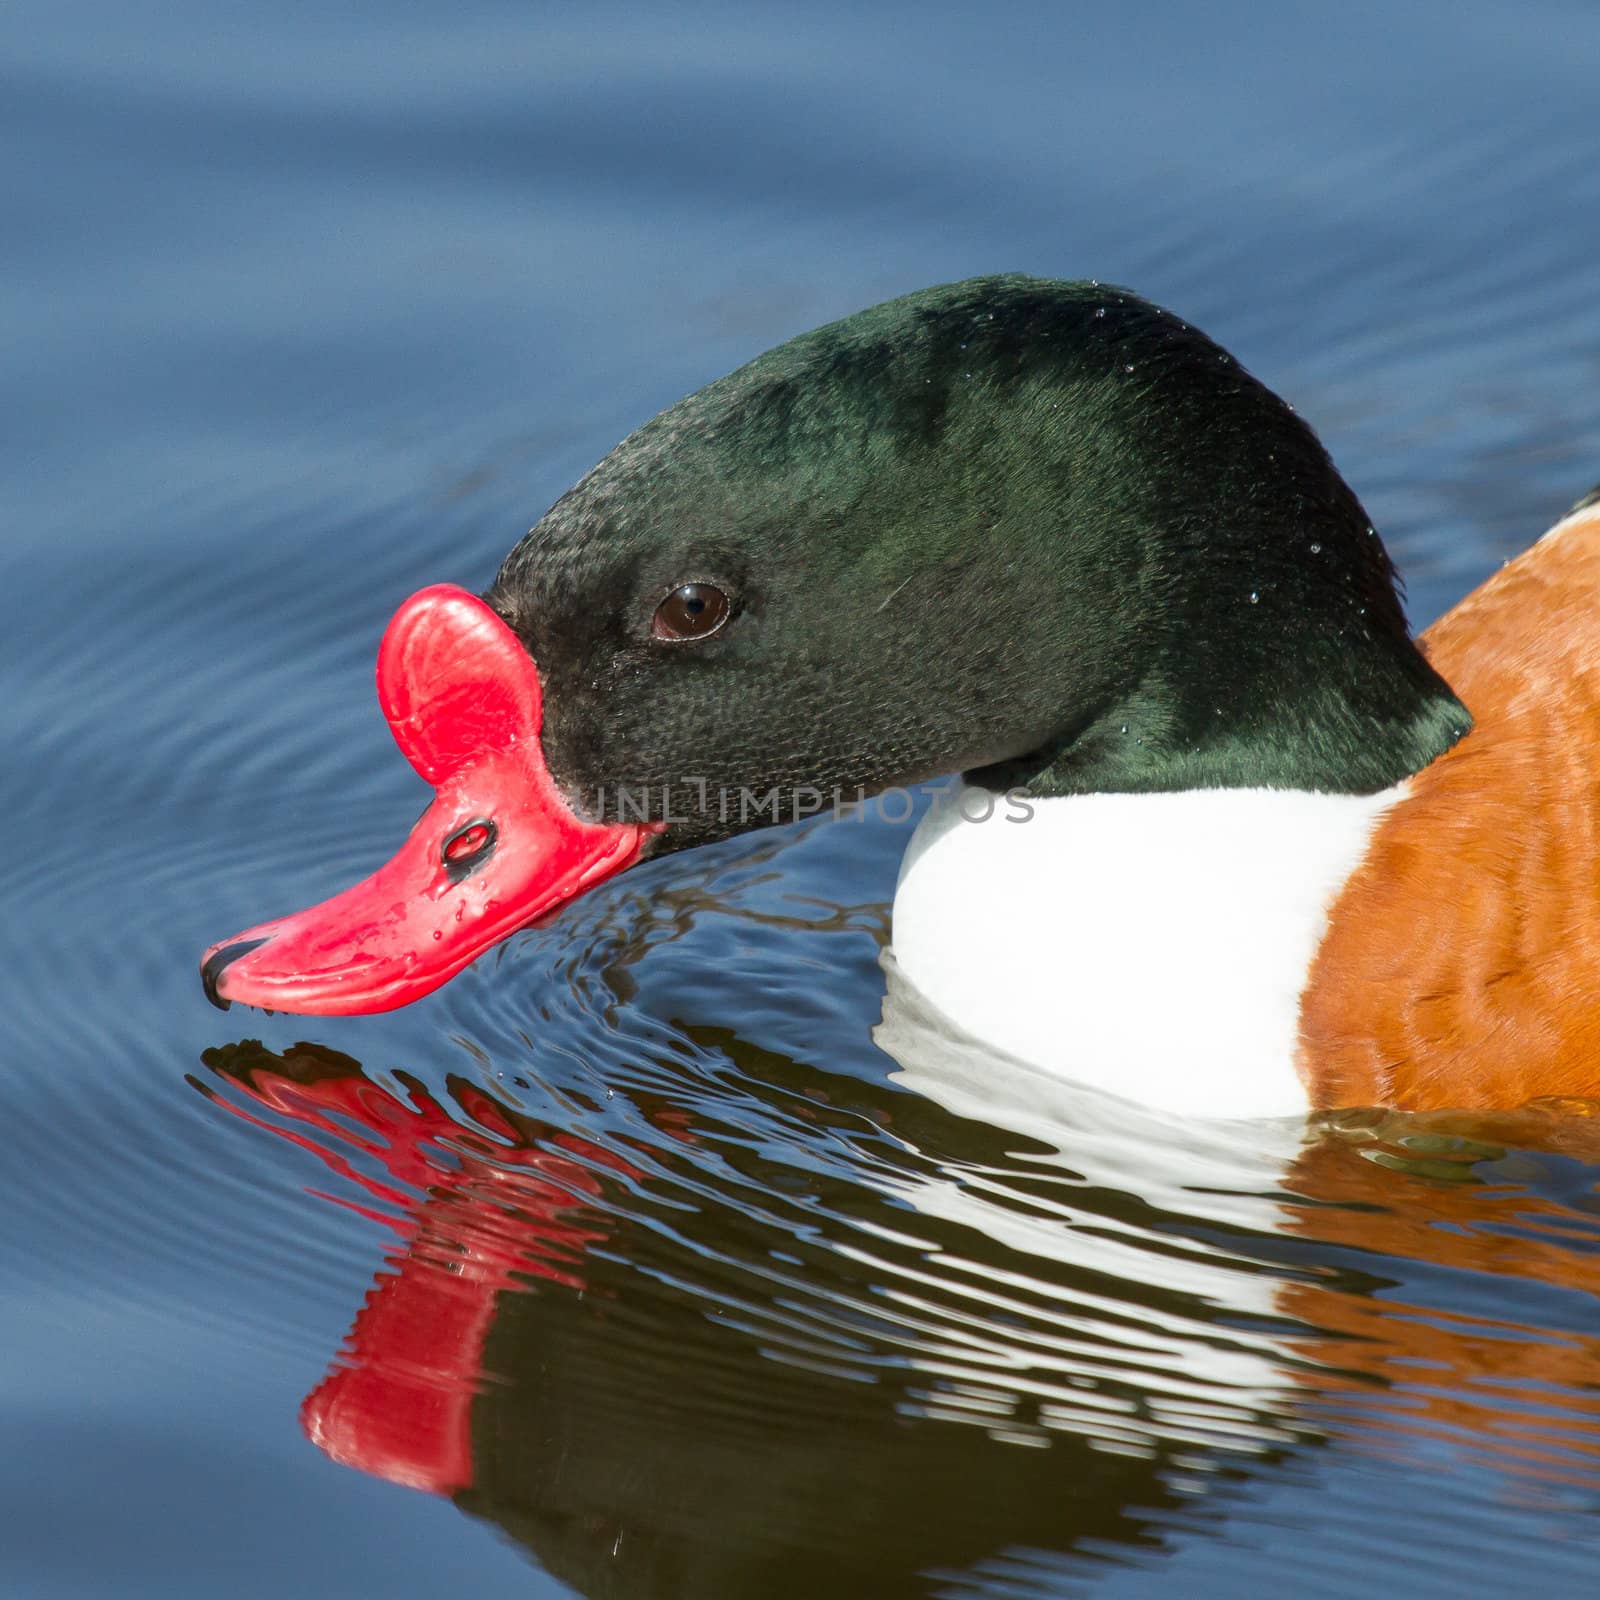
[{"xmin": 200, "ymin": 273, "xmax": 1600, "ymax": 1120}]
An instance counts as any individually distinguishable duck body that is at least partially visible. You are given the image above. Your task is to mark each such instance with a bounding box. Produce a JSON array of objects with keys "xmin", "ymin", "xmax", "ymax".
[
  {"xmin": 1303, "ymin": 496, "xmax": 1600, "ymax": 1110},
  {"xmin": 891, "ymin": 784, "xmax": 1404, "ymax": 1118},
  {"xmin": 202, "ymin": 276, "xmax": 1600, "ymax": 1117},
  {"xmin": 896, "ymin": 495, "xmax": 1600, "ymax": 1117}
]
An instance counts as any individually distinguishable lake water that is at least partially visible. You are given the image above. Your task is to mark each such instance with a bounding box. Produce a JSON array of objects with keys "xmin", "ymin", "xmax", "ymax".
[{"xmin": 5, "ymin": 3, "xmax": 1600, "ymax": 1595}]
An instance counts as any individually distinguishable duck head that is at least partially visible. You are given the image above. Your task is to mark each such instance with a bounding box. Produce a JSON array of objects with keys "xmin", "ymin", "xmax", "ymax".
[{"xmin": 202, "ymin": 274, "xmax": 1468, "ymax": 1014}]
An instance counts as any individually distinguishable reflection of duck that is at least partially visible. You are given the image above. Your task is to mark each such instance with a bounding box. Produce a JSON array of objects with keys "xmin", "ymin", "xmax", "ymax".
[
  {"xmin": 877, "ymin": 966, "xmax": 1600, "ymax": 1478},
  {"xmin": 204, "ymin": 275, "xmax": 1600, "ymax": 1115},
  {"xmin": 201, "ymin": 1036, "xmax": 1600, "ymax": 1598}
]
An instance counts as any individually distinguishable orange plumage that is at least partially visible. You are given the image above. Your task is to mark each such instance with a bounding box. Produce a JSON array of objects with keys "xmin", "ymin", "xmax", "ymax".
[{"xmin": 1300, "ymin": 503, "xmax": 1600, "ymax": 1109}]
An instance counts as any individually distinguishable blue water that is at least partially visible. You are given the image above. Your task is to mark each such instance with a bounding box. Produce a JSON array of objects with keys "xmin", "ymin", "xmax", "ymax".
[{"xmin": 5, "ymin": 3, "xmax": 1600, "ymax": 1595}]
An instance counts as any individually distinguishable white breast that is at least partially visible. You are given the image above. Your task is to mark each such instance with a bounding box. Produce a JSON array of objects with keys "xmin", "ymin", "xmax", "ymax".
[{"xmin": 888, "ymin": 783, "xmax": 1402, "ymax": 1119}]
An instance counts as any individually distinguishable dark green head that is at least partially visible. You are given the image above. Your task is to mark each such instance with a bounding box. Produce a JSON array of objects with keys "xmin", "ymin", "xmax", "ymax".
[{"xmin": 487, "ymin": 274, "xmax": 1467, "ymax": 848}]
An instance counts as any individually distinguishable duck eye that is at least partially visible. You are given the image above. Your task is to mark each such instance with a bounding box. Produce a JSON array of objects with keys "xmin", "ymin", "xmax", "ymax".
[
  {"xmin": 441, "ymin": 818, "xmax": 497, "ymax": 880},
  {"xmin": 653, "ymin": 582, "xmax": 731, "ymax": 642}
]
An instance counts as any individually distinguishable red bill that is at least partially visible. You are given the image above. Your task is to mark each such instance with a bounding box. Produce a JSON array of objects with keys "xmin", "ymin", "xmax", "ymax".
[{"xmin": 201, "ymin": 584, "xmax": 656, "ymax": 1014}]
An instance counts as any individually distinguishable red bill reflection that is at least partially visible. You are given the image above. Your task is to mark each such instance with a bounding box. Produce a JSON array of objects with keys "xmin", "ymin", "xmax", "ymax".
[{"xmin": 204, "ymin": 1045, "xmax": 641, "ymax": 1496}]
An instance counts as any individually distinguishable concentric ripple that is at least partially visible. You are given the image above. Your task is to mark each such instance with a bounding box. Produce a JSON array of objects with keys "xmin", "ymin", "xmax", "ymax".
[{"xmin": 183, "ymin": 838, "xmax": 1600, "ymax": 1594}]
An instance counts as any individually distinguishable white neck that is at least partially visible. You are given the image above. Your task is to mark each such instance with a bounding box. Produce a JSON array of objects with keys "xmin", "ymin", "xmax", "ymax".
[{"xmin": 888, "ymin": 784, "xmax": 1403, "ymax": 1119}]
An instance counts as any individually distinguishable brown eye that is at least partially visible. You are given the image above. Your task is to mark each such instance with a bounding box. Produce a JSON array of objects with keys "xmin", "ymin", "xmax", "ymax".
[{"xmin": 653, "ymin": 582, "xmax": 731, "ymax": 642}]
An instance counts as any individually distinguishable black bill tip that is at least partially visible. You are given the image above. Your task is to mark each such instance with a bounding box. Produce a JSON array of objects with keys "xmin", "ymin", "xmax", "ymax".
[{"xmin": 201, "ymin": 937, "xmax": 270, "ymax": 1011}]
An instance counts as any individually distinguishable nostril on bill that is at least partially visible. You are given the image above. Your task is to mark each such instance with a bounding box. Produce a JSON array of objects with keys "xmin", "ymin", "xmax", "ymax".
[{"xmin": 201, "ymin": 937, "xmax": 271, "ymax": 1011}]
